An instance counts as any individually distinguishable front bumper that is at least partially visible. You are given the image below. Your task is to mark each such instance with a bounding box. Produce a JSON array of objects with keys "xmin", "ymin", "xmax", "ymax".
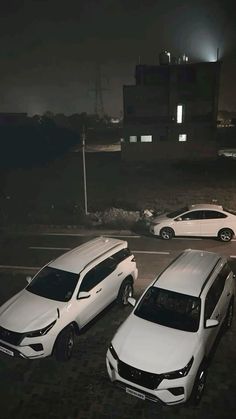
[
  {"xmin": 106, "ymin": 351, "xmax": 195, "ymax": 405},
  {"xmin": 149, "ymin": 225, "xmax": 159, "ymax": 236},
  {"xmin": 0, "ymin": 333, "xmax": 56, "ymax": 359}
]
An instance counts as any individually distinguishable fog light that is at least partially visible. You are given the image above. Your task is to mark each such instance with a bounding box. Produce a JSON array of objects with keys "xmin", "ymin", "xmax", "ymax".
[
  {"xmin": 29, "ymin": 344, "xmax": 43, "ymax": 352},
  {"xmin": 168, "ymin": 387, "xmax": 184, "ymax": 396}
]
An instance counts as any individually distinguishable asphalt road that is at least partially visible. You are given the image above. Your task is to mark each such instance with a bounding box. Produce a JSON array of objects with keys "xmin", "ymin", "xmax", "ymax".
[{"xmin": 0, "ymin": 230, "xmax": 236, "ymax": 419}]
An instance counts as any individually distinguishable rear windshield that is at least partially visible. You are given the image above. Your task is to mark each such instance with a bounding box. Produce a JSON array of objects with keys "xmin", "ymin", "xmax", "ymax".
[
  {"xmin": 224, "ymin": 208, "xmax": 236, "ymax": 216},
  {"xmin": 134, "ymin": 286, "xmax": 201, "ymax": 332}
]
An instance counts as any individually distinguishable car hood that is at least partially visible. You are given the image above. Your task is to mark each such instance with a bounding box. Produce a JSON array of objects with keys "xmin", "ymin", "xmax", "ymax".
[
  {"xmin": 0, "ymin": 290, "xmax": 66, "ymax": 332},
  {"xmin": 112, "ymin": 314, "xmax": 199, "ymax": 374},
  {"xmin": 151, "ymin": 214, "xmax": 170, "ymax": 224}
]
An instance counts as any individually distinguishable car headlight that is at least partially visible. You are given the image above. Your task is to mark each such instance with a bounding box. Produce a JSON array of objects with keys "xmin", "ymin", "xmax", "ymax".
[
  {"xmin": 162, "ymin": 357, "xmax": 194, "ymax": 380},
  {"xmin": 24, "ymin": 320, "xmax": 57, "ymax": 338},
  {"xmin": 109, "ymin": 343, "xmax": 119, "ymax": 360}
]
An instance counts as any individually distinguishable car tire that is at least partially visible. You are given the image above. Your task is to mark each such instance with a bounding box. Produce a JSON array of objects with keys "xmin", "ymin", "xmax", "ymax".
[
  {"xmin": 54, "ymin": 325, "xmax": 75, "ymax": 362},
  {"xmin": 160, "ymin": 227, "xmax": 174, "ymax": 240},
  {"xmin": 117, "ymin": 279, "xmax": 133, "ymax": 306},
  {"xmin": 190, "ymin": 362, "xmax": 207, "ymax": 406},
  {"xmin": 218, "ymin": 228, "xmax": 233, "ymax": 242},
  {"xmin": 224, "ymin": 299, "xmax": 234, "ymax": 330}
]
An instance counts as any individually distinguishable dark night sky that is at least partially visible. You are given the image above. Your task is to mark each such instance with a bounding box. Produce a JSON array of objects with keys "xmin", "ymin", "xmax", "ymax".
[{"xmin": 0, "ymin": 0, "xmax": 236, "ymax": 116}]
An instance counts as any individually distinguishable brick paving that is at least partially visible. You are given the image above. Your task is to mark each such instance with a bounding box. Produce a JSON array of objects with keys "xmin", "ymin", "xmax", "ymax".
[{"xmin": 0, "ymin": 274, "xmax": 236, "ymax": 419}]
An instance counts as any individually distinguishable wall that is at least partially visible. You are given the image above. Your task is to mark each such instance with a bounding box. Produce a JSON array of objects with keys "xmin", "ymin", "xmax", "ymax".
[{"xmin": 121, "ymin": 141, "xmax": 218, "ymax": 162}]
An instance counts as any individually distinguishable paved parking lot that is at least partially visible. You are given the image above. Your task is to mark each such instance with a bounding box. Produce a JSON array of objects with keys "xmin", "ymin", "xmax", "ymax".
[
  {"xmin": 0, "ymin": 271, "xmax": 236, "ymax": 419},
  {"xmin": 0, "ymin": 232, "xmax": 236, "ymax": 418}
]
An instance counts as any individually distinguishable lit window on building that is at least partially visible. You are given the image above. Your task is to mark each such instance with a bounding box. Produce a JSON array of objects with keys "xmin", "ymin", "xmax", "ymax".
[
  {"xmin": 179, "ymin": 134, "xmax": 187, "ymax": 142},
  {"xmin": 141, "ymin": 135, "xmax": 152, "ymax": 142},
  {"xmin": 177, "ymin": 105, "xmax": 183, "ymax": 124},
  {"xmin": 129, "ymin": 135, "xmax": 137, "ymax": 143}
]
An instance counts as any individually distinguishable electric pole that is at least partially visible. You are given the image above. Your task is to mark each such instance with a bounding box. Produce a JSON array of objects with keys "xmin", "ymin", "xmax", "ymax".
[{"xmin": 82, "ymin": 126, "xmax": 88, "ymax": 215}]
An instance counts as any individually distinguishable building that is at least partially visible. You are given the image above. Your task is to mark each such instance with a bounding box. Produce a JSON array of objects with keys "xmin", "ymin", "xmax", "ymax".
[{"xmin": 122, "ymin": 52, "xmax": 221, "ymax": 162}]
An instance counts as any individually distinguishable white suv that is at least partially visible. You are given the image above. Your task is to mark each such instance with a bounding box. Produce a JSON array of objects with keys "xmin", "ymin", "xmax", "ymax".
[
  {"xmin": 149, "ymin": 204, "xmax": 236, "ymax": 241},
  {"xmin": 0, "ymin": 237, "xmax": 138, "ymax": 361},
  {"xmin": 106, "ymin": 249, "xmax": 235, "ymax": 405}
]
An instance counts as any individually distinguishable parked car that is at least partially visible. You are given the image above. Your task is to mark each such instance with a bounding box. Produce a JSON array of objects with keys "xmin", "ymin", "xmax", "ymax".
[
  {"xmin": 218, "ymin": 149, "xmax": 236, "ymax": 159},
  {"xmin": 0, "ymin": 237, "xmax": 138, "ymax": 361},
  {"xmin": 149, "ymin": 204, "xmax": 236, "ymax": 241},
  {"xmin": 106, "ymin": 249, "xmax": 235, "ymax": 405}
]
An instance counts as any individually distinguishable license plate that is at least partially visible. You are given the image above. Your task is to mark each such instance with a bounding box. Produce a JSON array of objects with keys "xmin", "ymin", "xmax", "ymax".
[
  {"xmin": 0, "ymin": 345, "xmax": 14, "ymax": 357},
  {"xmin": 126, "ymin": 387, "xmax": 145, "ymax": 400}
]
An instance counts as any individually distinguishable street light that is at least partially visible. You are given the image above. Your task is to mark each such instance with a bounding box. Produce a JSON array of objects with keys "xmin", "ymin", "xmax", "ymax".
[{"xmin": 82, "ymin": 126, "xmax": 88, "ymax": 215}]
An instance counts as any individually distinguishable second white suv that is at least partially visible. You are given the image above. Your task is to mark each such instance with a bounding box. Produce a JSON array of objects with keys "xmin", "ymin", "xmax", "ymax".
[
  {"xmin": 0, "ymin": 237, "xmax": 138, "ymax": 361},
  {"xmin": 107, "ymin": 249, "xmax": 235, "ymax": 405}
]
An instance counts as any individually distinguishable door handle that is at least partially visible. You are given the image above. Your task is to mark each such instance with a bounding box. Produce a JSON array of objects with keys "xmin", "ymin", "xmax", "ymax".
[
  {"xmin": 96, "ymin": 288, "xmax": 102, "ymax": 293},
  {"xmin": 118, "ymin": 272, "xmax": 123, "ymax": 276},
  {"xmin": 215, "ymin": 313, "xmax": 220, "ymax": 319},
  {"xmin": 227, "ymin": 292, "xmax": 231, "ymax": 297}
]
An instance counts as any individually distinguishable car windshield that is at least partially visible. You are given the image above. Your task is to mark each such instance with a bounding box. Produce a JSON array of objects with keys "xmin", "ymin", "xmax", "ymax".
[
  {"xmin": 166, "ymin": 207, "xmax": 188, "ymax": 218},
  {"xmin": 134, "ymin": 286, "xmax": 201, "ymax": 332},
  {"xmin": 26, "ymin": 267, "xmax": 79, "ymax": 302}
]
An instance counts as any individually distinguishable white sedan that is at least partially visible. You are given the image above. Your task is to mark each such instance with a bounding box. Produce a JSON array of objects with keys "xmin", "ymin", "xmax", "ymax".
[{"xmin": 149, "ymin": 204, "xmax": 236, "ymax": 241}]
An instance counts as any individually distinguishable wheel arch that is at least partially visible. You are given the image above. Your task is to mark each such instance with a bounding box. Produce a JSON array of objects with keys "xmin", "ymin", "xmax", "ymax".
[{"xmin": 52, "ymin": 322, "xmax": 79, "ymax": 355}]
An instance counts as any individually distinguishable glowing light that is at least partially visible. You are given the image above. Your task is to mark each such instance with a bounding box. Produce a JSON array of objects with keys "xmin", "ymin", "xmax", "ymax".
[
  {"xmin": 141, "ymin": 135, "xmax": 152, "ymax": 142},
  {"xmin": 177, "ymin": 105, "xmax": 183, "ymax": 124},
  {"xmin": 179, "ymin": 134, "xmax": 187, "ymax": 142}
]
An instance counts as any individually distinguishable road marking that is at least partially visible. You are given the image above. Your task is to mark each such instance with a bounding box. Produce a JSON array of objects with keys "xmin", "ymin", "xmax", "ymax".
[
  {"xmin": 230, "ymin": 255, "xmax": 236, "ymax": 259},
  {"xmin": 28, "ymin": 246, "xmax": 170, "ymax": 255},
  {"xmin": 133, "ymin": 250, "xmax": 170, "ymax": 255},
  {"xmin": 39, "ymin": 233, "xmax": 141, "ymax": 238},
  {"xmin": 0, "ymin": 265, "xmax": 40, "ymax": 270},
  {"xmin": 29, "ymin": 246, "xmax": 71, "ymax": 251},
  {"xmin": 232, "ymin": 239, "xmax": 236, "ymax": 242}
]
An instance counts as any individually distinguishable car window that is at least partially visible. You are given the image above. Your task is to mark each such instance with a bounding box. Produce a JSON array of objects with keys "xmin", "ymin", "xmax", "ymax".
[
  {"xmin": 180, "ymin": 210, "xmax": 203, "ymax": 221},
  {"xmin": 79, "ymin": 257, "xmax": 117, "ymax": 293},
  {"xmin": 204, "ymin": 274, "xmax": 226, "ymax": 320},
  {"xmin": 202, "ymin": 210, "xmax": 227, "ymax": 219},
  {"xmin": 113, "ymin": 248, "xmax": 131, "ymax": 264},
  {"xmin": 218, "ymin": 263, "xmax": 231, "ymax": 281}
]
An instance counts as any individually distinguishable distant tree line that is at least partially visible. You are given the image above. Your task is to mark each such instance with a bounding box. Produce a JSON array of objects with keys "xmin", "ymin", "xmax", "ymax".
[{"xmin": 0, "ymin": 111, "xmax": 122, "ymax": 169}]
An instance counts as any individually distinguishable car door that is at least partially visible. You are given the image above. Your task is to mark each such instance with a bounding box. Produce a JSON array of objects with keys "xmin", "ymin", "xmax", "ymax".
[
  {"xmin": 173, "ymin": 210, "xmax": 203, "ymax": 236},
  {"xmin": 202, "ymin": 271, "xmax": 228, "ymax": 356},
  {"xmin": 75, "ymin": 258, "xmax": 117, "ymax": 328},
  {"xmin": 201, "ymin": 210, "xmax": 228, "ymax": 236}
]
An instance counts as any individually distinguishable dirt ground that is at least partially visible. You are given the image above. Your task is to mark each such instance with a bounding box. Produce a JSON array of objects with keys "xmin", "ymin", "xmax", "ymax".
[{"xmin": 1, "ymin": 152, "xmax": 236, "ymax": 226}]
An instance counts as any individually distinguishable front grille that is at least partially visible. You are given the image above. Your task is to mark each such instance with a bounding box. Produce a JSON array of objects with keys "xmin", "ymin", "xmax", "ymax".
[
  {"xmin": 118, "ymin": 360, "xmax": 163, "ymax": 390},
  {"xmin": 0, "ymin": 326, "xmax": 24, "ymax": 345}
]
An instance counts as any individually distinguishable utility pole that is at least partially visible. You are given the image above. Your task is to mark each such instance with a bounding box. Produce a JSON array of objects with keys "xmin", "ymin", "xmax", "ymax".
[{"xmin": 82, "ymin": 126, "xmax": 88, "ymax": 215}]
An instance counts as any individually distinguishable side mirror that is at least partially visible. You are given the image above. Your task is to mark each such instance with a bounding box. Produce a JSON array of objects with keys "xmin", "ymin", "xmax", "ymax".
[
  {"xmin": 128, "ymin": 297, "xmax": 136, "ymax": 307},
  {"xmin": 77, "ymin": 291, "xmax": 91, "ymax": 300},
  {"xmin": 175, "ymin": 217, "xmax": 182, "ymax": 222},
  {"xmin": 205, "ymin": 319, "xmax": 219, "ymax": 328},
  {"xmin": 26, "ymin": 276, "xmax": 32, "ymax": 284}
]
